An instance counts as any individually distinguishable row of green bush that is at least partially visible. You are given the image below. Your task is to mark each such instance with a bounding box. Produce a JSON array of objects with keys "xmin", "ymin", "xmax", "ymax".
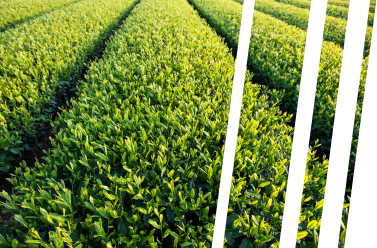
[
  {"xmin": 275, "ymin": 0, "xmax": 374, "ymax": 27},
  {"xmin": 235, "ymin": 0, "xmax": 373, "ymax": 203},
  {"xmin": 254, "ymin": 0, "xmax": 373, "ymax": 57},
  {"xmin": 0, "ymin": 0, "xmax": 80, "ymax": 32},
  {"xmin": 326, "ymin": 0, "xmax": 375, "ymax": 25},
  {"xmin": 327, "ymin": 0, "xmax": 375, "ymax": 14},
  {"xmin": 0, "ymin": 0, "xmax": 331, "ymax": 247},
  {"xmin": 234, "ymin": 0, "xmax": 375, "ymax": 27},
  {"xmin": 195, "ymin": 0, "xmax": 367, "ymax": 157},
  {"xmin": 189, "ymin": 0, "xmax": 361, "ymax": 246},
  {"xmin": 0, "ymin": 0, "xmax": 139, "ymax": 174}
]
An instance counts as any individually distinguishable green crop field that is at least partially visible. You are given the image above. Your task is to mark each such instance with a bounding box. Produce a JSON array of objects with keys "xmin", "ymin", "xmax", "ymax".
[{"xmin": 0, "ymin": 0, "xmax": 371, "ymax": 247}]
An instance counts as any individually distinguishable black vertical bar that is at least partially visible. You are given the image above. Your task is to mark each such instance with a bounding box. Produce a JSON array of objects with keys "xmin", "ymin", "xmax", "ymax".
[
  {"xmin": 280, "ymin": 0, "xmax": 327, "ymax": 247},
  {"xmin": 212, "ymin": 0, "xmax": 254, "ymax": 248},
  {"xmin": 319, "ymin": 0, "xmax": 376, "ymax": 248}
]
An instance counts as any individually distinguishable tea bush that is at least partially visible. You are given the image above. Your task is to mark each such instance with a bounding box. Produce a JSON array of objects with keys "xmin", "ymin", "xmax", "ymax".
[
  {"xmin": 254, "ymin": 0, "xmax": 373, "ymax": 57},
  {"xmin": 0, "ymin": 0, "xmax": 331, "ymax": 246},
  {"xmin": 0, "ymin": 0, "xmax": 139, "ymax": 174},
  {"xmin": 192, "ymin": 0, "xmax": 368, "ymax": 222},
  {"xmin": 270, "ymin": 0, "xmax": 376, "ymax": 13},
  {"xmin": 0, "ymin": 0, "xmax": 81, "ymax": 32}
]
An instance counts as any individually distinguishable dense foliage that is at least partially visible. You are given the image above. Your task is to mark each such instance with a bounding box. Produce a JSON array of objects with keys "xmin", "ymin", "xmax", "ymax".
[
  {"xmin": 0, "ymin": 0, "xmax": 367, "ymax": 247},
  {"xmin": 0, "ymin": 0, "xmax": 80, "ymax": 32},
  {"xmin": 254, "ymin": 0, "xmax": 373, "ymax": 57},
  {"xmin": 280, "ymin": 0, "xmax": 374, "ymax": 27},
  {"xmin": 0, "ymin": 0, "xmax": 320, "ymax": 246},
  {"xmin": 232, "ymin": 0, "xmax": 377, "ymax": 15},
  {"xmin": 0, "ymin": 0, "xmax": 139, "ymax": 174},
  {"xmin": 188, "ymin": 0, "xmax": 367, "ymax": 246}
]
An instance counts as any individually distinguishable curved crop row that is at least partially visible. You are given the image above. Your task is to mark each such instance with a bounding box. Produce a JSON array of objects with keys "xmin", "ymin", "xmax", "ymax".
[
  {"xmin": 0, "ymin": 0, "xmax": 81, "ymax": 32},
  {"xmin": 234, "ymin": 0, "xmax": 375, "ymax": 27},
  {"xmin": 189, "ymin": 0, "xmax": 369, "ymax": 244},
  {"xmin": 0, "ymin": 0, "xmax": 328, "ymax": 247},
  {"xmin": 190, "ymin": 0, "xmax": 367, "ymax": 157},
  {"xmin": 0, "ymin": 0, "xmax": 139, "ymax": 174},
  {"xmin": 270, "ymin": 0, "xmax": 376, "ymax": 27},
  {"xmin": 328, "ymin": 0, "xmax": 375, "ymax": 14},
  {"xmin": 325, "ymin": 3, "xmax": 375, "ymax": 26},
  {"xmin": 254, "ymin": 0, "xmax": 372, "ymax": 57}
]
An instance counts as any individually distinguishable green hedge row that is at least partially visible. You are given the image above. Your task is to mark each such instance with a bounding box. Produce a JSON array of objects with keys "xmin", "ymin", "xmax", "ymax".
[
  {"xmin": 326, "ymin": 2, "xmax": 375, "ymax": 26},
  {"xmin": 275, "ymin": 0, "xmax": 375, "ymax": 27},
  {"xmin": 0, "ymin": 0, "xmax": 81, "ymax": 32},
  {"xmin": 0, "ymin": 0, "xmax": 329, "ymax": 246},
  {"xmin": 328, "ymin": 0, "xmax": 375, "ymax": 14},
  {"xmin": 192, "ymin": 0, "xmax": 367, "ymax": 157},
  {"xmin": 275, "ymin": 0, "xmax": 376, "ymax": 15},
  {"xmin": 254, "ymin": 0, "xmax": 373, "ymax": 57},
  {"xmin": 0, "ymin": 0, "xmax": 139, "ymax": 174},
  {"xmin": 188, "ymin": 0, "xmax": 362, "ymax": 245}
]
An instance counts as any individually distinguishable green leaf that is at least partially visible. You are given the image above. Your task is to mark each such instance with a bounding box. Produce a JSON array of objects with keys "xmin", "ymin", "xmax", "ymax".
[
  {"xmin": 11, "ymin": 238, "xmax": 19, "ymax": 247},
  {"xmin": 24, "ymin": 144, "xmax": 31, "ymax": 151},
  {"xmin": 10, "ymin": 148, "xmax": 21, "ymax": 155},
  {"xmin": 166, "ymin": 207, "xmax": 175, "ymax": 223},
  {"xmin": 40, "ymin": 208, "xmax": 54, "ymax": 224},
  {"xmin": 84, "ymin": 202, "xmax": 96, "ymax": 211},
  {"xmin": 340, "ymin": 229, "xmax": 347, "ymax": 246},
  {"xmin": 259, "ymin": 182, "xmax": 270, "ymax": 188},
  {"xmin": 97, "ymin": 209, "xmax": 110, "ymax": 218},
  {"xmin": 307, "ymin": 220, "xmax": 318, "ymax": 230},
  {"xmin": 135, "ymin": 207, "xmax": 147, "ymax": 214},
  {"xmin": 181, "ymin": 242, "xmax": 192, "ymax": 247},
  {"xmin": 0, "ymin": 234, "xmax": 11, "ymax": 245},
  {"xmin": 49, "ymin": 213, "xmax": 66, "ymax": 222},
  {"xmin": 104, "ymin": 192, "xmax": 118, "ymax": 201},
  {"xmin": 239, "ymin": 238, "xmax": 253, "ymax": 248},
  {"xmin": 259, "ymin": 234, "xmax": 274, "ymax": 243},
  {"xmin": 251, "ymin": 215, "xmax": 259, "ymax": 226},
  {"xmin": 162, "ymin": 229, "xmax": 171, "ymax": 238},
  {"xmin": 249, "ymin": 225, "xmax": 258, "ymax": 235},
  {"xmin": 94, "ymin": 220, "xmax": 106, "ymax": 238},
  {"xmin": 96, "ymin": 152, "xmax": 109, "ymax": 161},
  {"xmin": 14, "ymin": 214, "xmax": 28, "ymax": 228},
  {"xmin": 25, "ymin": 240, "xmax": 45, "ymax": 244},
  {"xmin": 225, "ymin": 232, "xmax": 236, "ymax": 247},
  {"xmin": 132, "ymin": 194, "xmax": 144, "ymax": 200},
  {"xmin": 297, "ymin": 231, "xmax": 308, "ymax": 240},
  {"xmin": 148, "ymin": 219, "xmax": 161, "ymax": 229},
  {"xmin": 170, "ymin": 231, "xmax": 179, "ymax": 239},
  {"xmin": 315, "ymin": 199, "xmax": 324, "ymax": 210}
]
